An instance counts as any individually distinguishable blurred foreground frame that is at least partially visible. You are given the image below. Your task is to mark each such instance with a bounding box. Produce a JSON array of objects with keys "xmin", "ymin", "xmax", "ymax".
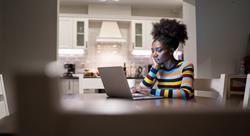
[{"xmin": 13, "ymin": 67, "xmax": 250, "ymax": 136}]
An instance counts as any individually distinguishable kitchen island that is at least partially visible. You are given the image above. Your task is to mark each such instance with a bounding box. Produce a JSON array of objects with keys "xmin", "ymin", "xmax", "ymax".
[
  {"xmin": 78, "ymin": 76, "xmax": 143, "ymax": 94},
  {"xmin": 60, "ymin": 74, "xmax": 144, "ymax": 95}
]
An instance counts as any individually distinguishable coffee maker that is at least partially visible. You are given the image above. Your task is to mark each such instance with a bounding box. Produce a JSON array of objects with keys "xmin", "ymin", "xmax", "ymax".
[{"xmin": 63, "ymin": 63, "xmax": 75, "ymax": 77}]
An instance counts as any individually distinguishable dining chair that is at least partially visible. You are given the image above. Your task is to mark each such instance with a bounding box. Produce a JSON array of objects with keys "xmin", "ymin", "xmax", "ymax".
[
  {"xmin": 194, "ymin": 74, "xmax": 228, "ymax": 105},
  {"xmin": 243, "ymin": 74, "xmax": 250, "ymax": 109},
  {"xmin": 0, "ymin": 74, "xmax": 9, "ymax": 119}
]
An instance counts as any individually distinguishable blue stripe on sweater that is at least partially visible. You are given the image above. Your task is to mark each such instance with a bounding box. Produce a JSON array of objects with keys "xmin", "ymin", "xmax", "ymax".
[
  {"xmin": 155, "ymin": 89, "xmax": 161, "ymax": 96},
  {"xmin": 142, "ymin": 80, "xmax": 152, "ymax": 88},
  {"xmin": 182, "ymin": 77, "xmax": 193, "ymax": 81},
  {"xmin": 180, "ymin": 89, "xmax": 186, "ymax": 99},
  {"xmin": 158, "ymin": 67, "xmax": 181, "ymax": 74},
  {"xmin": 148, "ymin": 71, "xmax": 156, "ymax": 78}
]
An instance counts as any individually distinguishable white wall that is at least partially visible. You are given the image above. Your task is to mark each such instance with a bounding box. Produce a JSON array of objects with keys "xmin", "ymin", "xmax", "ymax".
[
  {"xmin": 60, "ymin": 4, "xmax": 88, "ymax": 14},
  {"xmin": 196, "ymin": 0, "xmax": 250, "ymax": 78},
  {"xmin": 59, "ymin": 4, "xmax": 181, "ymax": 18},
  {"xmin": 183, "ymin": 0, "xmax": 197, "ymax": 77},
  {"xmin": 0, "ymin": 0, "xmax": 58, "ymax": 113},
  {"xmin": 88, "ymin": 4, "xmax": 131, "ymax": 17},
  {"xmin": 132, "ymin": 7, "xmax": 181, "ymax": 18},
  {"xmin": 0, "ymin": 0, "xmax": 3, "ymax": 58}
]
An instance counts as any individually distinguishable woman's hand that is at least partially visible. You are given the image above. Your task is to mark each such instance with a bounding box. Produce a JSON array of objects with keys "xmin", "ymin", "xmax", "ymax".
[
  {"xmin": 130, "ymin": 87, "xmax": 151, "ymax": 95},
  {"xmin": 151, "ymin": 55, "xmax": 160, "ymax": 69}
]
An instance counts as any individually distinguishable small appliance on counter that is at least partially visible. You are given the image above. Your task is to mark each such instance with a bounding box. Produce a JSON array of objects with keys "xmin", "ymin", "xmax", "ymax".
[
  {"xmin": 135, "ymin": 66, "xmax": 143, "ymax": 78},
  {"xmin": 63, "ymin": 63, "xmax": 75, "ymax": 77}
]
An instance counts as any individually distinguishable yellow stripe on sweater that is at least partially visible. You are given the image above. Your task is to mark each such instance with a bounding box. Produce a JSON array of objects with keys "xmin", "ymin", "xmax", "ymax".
[
  {"xmin": 144, "ymin": 77, "xmax": 154, "ymax": 84},
  {"xmin": 182, "ymin": 88, "xmax": 193, "ymax": 96},
  {"xmin": 164, "ymin": 90, "xmax": 169, "ymax": 97},
  {"xmin": 158, "ymin": 80, "xmax": 182, "ymax": 86},
  {"xmin": 182, "ymin": 71, "xmax": 193, "ymax": 75}
]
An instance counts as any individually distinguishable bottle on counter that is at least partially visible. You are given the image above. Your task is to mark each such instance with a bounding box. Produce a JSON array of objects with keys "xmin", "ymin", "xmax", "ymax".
[{"xmin": 123, "ymin": 62, "xmax": 127, "ymax": 77}]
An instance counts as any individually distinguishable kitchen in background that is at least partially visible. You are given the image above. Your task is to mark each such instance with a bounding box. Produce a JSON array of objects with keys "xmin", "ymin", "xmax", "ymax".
[
  {"xmin": 58, "ymin": 21, "xmax": 151, "ymax": 76},
  {"xmin": 57, "ymin": 0, "xmax": 185, "ymax": 79},
  {"xmin": 57, "ymin": 1, "xmax": 184, "ymax": 95},
  {"xmin": 58, "ymin": 20, "xmax": 152, "ymax": 78},
  {"xmin": 58, "ymin": 20, "xmax": 184, "ymax": 77}
]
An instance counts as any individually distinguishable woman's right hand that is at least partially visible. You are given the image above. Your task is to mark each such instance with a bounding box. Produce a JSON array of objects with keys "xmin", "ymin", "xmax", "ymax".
[{"xmin": 151, "ymin": 55, "xmax": 160, "ymax": 69}]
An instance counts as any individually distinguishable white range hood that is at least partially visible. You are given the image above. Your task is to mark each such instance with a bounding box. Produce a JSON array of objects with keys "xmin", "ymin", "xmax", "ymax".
[{"xmin": 96, "ymin": 21, "xmax": 126, "ymax": 43}]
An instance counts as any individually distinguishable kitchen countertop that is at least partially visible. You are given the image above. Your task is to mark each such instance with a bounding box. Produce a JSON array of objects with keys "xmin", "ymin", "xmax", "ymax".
[
  {"xmin": 60, "ymin": 76, "xmax": 144, "ymax": 79},
  {"xmin": 83, "ymin": 76, "xmax": 144, "ymax": 79},
  {"xmin": 60, "ymin": 76, "xmax": 79, "ymax": 79}
]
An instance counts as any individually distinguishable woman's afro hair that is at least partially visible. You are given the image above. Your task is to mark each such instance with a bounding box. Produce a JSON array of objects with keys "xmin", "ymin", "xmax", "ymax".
[{"xmin": 151, "ymin": 19, "xmax": 188, "ymax": 50}]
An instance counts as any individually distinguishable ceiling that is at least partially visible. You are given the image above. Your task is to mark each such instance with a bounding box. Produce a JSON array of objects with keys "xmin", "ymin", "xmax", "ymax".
[{"xmin": 60, "ymin": 0, "xmax": 183, "ymax": 9}]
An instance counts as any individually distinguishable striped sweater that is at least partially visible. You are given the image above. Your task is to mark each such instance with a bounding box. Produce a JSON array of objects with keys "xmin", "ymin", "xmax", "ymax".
[{"xmin": 140, "ymin": 61, "xmax": 194, "ymax": 99}]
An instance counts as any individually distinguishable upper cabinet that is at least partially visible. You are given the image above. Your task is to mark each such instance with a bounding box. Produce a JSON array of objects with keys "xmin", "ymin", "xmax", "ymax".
[
  {"xmin": 131, "ymin": 21, "xmax": 145, "ymax": 50},
  {"xmin": 59, "ymin": 17, "xmax": 89, "ymax": 49},
  {"xmin": 130, "ymin": 20, "xmax": 158, "ymax": 51}
]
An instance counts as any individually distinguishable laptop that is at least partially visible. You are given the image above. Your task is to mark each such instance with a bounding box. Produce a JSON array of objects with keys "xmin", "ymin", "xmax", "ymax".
[{"xmin": 98, "ymin": 66, "xmax": 163, "ymax": 100}]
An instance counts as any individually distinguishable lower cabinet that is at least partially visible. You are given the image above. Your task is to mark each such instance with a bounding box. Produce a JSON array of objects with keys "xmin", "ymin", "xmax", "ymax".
[
  {"xmin": 60, "ymin": 79, "xmax": 79, "ymax": 95},
  {"xmin": 78, "ymin": 78, "xmax": 140, "ymax": 94},
  {"xmin": 79, "ymin": 78, "xmax": 104, "ymax": 94}
]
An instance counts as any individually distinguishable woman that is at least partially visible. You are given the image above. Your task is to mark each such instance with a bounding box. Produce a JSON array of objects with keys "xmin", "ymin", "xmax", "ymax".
[{"xmin": 132, "ymin": 19, "xmax": 194, "ymax": 99}]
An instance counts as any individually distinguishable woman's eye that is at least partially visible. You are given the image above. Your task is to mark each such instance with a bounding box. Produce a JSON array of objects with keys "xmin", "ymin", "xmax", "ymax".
[
  {"xmin": 151, "ymin": 47, "xmax": 163, "ymax": 53},
  {"xmin": 155, "ymin": 48, "xmax": 163, "ymax": 52}
]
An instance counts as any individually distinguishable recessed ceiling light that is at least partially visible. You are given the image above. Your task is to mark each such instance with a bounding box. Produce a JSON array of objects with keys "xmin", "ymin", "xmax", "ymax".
[
  {"xmin": 112, "ymin": 0, "xmax": 120, "ymax": 2},
  {"xmin": 99, "ymin": 0, "xmax": 107, "ymax": 2}
]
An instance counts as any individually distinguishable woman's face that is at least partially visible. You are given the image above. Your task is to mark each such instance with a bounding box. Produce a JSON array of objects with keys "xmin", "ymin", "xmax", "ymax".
[{"xmin": 151, "ymin": 40, "xmax": 171, "ymax": 64}]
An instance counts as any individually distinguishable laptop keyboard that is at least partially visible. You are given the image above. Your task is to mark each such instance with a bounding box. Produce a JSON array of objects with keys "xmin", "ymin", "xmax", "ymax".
[{"xmin": 132, "ymin": 93, "xmax": 145, "ymax": 97}]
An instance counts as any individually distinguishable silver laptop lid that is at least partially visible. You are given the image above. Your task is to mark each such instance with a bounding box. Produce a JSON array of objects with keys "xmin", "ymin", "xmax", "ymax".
[{"xmin": 98, "ymin": 66, "xmax": 133, "ymax": 99}]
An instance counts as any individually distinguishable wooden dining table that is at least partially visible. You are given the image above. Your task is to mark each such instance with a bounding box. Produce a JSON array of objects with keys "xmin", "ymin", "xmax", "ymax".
[
  {"xmin": 0, "ymin": 93, "xmax": 249, "ymax": 136},
  {"xmin": 61, "ymin": 93, "xmax": 221, "ymax": 114}
]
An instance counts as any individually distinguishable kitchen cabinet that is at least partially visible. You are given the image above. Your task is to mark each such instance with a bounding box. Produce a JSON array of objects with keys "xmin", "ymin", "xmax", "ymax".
[
  {"xmin": 78, "ymin": 77, "xmax": 141, "ymax": 94},
  {"xmin": 59, "ymin": 17, "xmax": 89, "ymax": 49},
  {"xmin": 130, "ymin": 20, "xmax": 158, "ymax": 51},
  {"xmin": 79, "ymin": 78, "xmax": 104, "ymax": 94},
  {"xmin": 60, "ymin": 79, "xmax": 79, "ymax": 95},
  {"xmin": 131, "ymin": 20, "xmax": 145, "ymax": 50}
]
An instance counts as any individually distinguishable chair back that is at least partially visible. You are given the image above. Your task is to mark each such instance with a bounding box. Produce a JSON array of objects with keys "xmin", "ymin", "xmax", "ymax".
[
  {"xmin": 194, "ymin": 74, "xmax": 228, "ymax": 105},
  {"xmin": 0, "ymin": 74, "xmax": 9, "ymax": 119},
  {"xmin": 243, "ymin": 74, "xmax": 250, "ymax": 109}
]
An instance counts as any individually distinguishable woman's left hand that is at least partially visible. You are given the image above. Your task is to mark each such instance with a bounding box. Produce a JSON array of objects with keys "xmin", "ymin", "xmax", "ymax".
[{"xmin": 131, "ymin": 87, "xmax": 151, "ymax": 95}]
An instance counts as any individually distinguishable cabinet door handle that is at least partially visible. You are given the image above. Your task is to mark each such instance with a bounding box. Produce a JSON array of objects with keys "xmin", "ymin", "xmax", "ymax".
[
  {"xmin": 86, "ymin": 41, "xmax": 88, "ymax": 48},
  {"xmin": 132, "ymin": 43, "xmax": 134, "ymax": 49}
]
